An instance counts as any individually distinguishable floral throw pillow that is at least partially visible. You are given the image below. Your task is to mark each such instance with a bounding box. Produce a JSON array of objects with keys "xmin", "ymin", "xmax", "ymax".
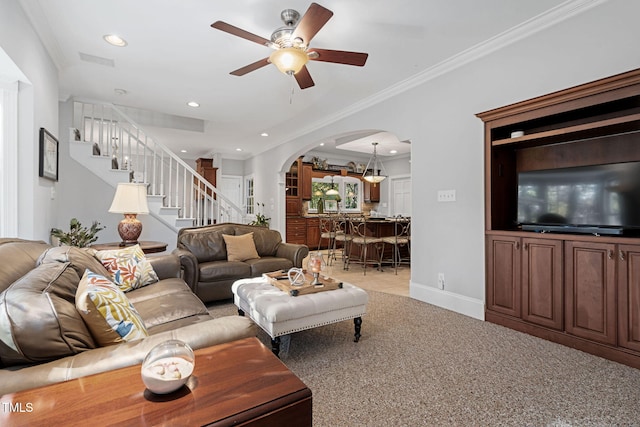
[
  {"xmin": 76, "ymin": 269, "xmax": 148, "ymax": 346},
  {"xmin": 94, "ymin": 244, "xmax": 158, "ymax": 292}
]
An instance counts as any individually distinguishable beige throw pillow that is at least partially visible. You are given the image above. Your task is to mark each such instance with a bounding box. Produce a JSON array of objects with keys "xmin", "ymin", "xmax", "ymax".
[{"xmin": 223, "ymin": 233, "xmax": 260, "ymax": 262}]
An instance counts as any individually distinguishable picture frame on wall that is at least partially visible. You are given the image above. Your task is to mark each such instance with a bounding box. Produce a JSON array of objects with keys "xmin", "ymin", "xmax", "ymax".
[{"xmin": 39, "ymin": 127, "xmax": 59, "ymax": 181}]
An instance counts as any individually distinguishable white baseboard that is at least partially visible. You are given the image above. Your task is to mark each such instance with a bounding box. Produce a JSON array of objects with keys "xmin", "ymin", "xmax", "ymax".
[{"xmin": 409, "ymin": 281, "xmax": 485, "ymax": 321}]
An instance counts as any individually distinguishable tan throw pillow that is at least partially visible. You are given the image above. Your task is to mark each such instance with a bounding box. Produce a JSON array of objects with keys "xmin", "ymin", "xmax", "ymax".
[
  {"xmin": 76, "ymin": 269, "xmax": 149, "ymax": 346},
  {"xmin": 223, "ymin": 233, "xmax": 260, "ymax": 262}
]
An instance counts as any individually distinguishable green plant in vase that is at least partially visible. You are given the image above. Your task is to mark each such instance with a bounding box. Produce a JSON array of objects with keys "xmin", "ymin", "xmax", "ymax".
[
  {"xmin": 249, "ymin": 203, "xmax": 270, "ymax": 228},
  {"xmin": 51, "ymin": 218, "xmax": 105, "ymax": 247}
]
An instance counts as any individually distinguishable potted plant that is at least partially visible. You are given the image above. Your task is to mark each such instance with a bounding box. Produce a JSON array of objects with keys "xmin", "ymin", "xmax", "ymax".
[
  {"xmin": 249, "ymin": 203, "xmax": 270, "ymax": 228},
  {"xmin": 51, "ymin": 218, "xmax": 105, "ymax": 247}
]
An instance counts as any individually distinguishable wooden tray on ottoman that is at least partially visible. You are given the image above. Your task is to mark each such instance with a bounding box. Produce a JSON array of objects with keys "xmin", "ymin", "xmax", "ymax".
[{"xmin": 263, "ymin": 270, "xmax": 343, "ymax": 296}]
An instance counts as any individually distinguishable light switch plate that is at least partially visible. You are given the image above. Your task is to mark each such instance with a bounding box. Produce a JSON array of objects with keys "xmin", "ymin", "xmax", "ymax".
[{"xmin": 437, "ymin": 189, "xmax": 456, "ymax": 202}]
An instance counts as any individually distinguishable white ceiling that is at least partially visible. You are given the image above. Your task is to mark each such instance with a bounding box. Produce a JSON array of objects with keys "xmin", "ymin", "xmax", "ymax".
[{"xmin": 18, "ymin": 0, "xmax": 567, "ymax": 160}]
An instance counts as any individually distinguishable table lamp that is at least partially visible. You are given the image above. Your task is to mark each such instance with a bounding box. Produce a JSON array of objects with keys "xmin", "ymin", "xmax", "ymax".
[{"xmin": 108, "ymin": 182, "xmax": 149, "ymax": 246}]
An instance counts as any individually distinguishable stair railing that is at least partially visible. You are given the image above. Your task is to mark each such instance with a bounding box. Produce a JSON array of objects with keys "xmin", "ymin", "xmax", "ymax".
[{"xmin": 72, "ymin": 100, "xmax": 246, "ymax": 227}]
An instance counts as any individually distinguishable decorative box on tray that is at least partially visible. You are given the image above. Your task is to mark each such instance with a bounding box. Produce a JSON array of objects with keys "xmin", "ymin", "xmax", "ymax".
[{"xmin": 263, "ymin": 270, "xmax": 342, "ymax": 296}]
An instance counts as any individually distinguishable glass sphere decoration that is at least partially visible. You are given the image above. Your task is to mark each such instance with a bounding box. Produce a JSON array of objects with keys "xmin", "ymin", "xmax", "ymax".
[
  {"xmin": 307, "ymin": 251, "xmax": 326, "ymax": 286},
  {"xmin": 141, "ymin": 340, "xmax": 195, "ymax": 394}
]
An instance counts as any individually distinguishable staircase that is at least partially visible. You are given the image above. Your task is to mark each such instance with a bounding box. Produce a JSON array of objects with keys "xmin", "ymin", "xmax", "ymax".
[{"xmin": 69, "ymin": 101, "xmax": 247, "ymax": 234}]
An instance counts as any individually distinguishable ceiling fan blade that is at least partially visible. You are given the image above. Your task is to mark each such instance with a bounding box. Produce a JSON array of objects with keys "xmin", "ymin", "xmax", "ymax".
[
  {"xmin": 230, "ymin": 57, "xmax": 271, "ymax": 76},
  {"xmin": 291, "ymin": 3, "xmax": 333, "ymax": 46},
  {"xmin": 308, "ymin": 48, "xmax": 369, "ymax": 66},
  {"xmin": 295, "ymin": 66, "xmax": 315, "ymax": 89},
  {"xmin": 211, "ymin": 21, "xmax": 270, "ymax": 47}
]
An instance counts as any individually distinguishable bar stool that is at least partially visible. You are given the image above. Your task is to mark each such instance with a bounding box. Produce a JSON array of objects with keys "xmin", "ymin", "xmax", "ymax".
[
  {"xmin": 318, "ymin": 214, "xmax": 336, "ymax": 262},
  {"xmin": 380, "ymin": 217, "xmax": 411, "ymax": 274},
  {"xmin": 332, "ymin": 214, "xmax": 352, "ymax": 267},
  {"xmin": 345, "ymin": 217, "xmax": 383, "ymax": 275}
]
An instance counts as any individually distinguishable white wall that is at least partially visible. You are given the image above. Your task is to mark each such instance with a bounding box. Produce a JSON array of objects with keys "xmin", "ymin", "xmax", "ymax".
[
  {"xmin": 0, "ymin": 0, "xmax": 59, "ymax": 240},
  {"xmin": 5, "ymin": 0, "xmax": 640, "ymax": 320},
  {"xmin": 250, "ymin": 0, "xmax": 640, "ymax": 319}
]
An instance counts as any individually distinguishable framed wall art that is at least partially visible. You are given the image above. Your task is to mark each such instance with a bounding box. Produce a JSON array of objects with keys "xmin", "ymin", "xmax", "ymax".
[{"xmin": 39, "ymin": 127, "xmax": 59, "ymax": 181}]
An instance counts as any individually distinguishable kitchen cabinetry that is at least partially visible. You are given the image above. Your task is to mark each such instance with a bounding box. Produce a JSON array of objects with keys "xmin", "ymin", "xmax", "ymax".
[
  {"xmin": 306, "ymin": 217, "xmax": 320, "ymax": 249},
  {"xmin": 478, "ymin": 68, "xmax": 640, "ymax": 369},
  {"xmin": 301, "ymin": 164, "xmax": 313, "ymax": 200},
  {"xmin": 286, "ymin": 217, "xmax": 306, "ymax": 245},
  {"xmin": 363, "ymin": 180, "xmax": 380, "ymax": 202}
]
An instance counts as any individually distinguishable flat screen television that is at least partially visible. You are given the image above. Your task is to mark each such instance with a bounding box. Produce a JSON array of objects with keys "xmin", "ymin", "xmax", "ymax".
[{"xmin": 517, "ymin": 161, "xmax": 640, "ymax": 235}]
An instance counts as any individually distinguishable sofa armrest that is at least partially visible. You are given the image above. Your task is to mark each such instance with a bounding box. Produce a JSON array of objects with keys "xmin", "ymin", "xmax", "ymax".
[
  {"xmin": 276, "ymin": 243, "xmax": 309, "ymax": 268},
  {"xmin": 172, "ymin": 248, "xmax": 199, "ymax": 292},
  {"xmin": 147, "ymin": 254, "xmax": 181, "ymax": 280}
]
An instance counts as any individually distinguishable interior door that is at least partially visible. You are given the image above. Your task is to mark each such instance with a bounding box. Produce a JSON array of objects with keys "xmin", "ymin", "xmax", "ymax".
[{"xmin": 391, "ymin": 177, "xmax": 411, "ymax": 216}]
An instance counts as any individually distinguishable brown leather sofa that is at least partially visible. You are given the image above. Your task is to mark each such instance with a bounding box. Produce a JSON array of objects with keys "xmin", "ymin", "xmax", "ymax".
[
  {"xmin": 174, "ymin": 223, "xmax": 309, "ymax": 303},
  {"xmin": 0, "ymin": 238, "xmax": 256, "ymax": 395}
]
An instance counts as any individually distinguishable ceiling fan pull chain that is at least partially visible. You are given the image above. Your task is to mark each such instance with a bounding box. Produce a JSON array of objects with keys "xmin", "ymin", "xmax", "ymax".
[{"xmin": 289, "ymin": 74, "xmax": 295, "ymax": 104}]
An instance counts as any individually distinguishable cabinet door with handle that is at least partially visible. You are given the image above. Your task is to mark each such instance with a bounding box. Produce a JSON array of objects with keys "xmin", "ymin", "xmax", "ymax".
[
  {"xmin": 565, "ymin": 241, "xmax": 616, "ymax": 345},
  {"xmin": 618, "ymin": 244, "xmax": 640, "ymax": 352},
  {"xmin": 486, "ymin": 235, "xmax": 521, "ymax": 318},
  {"xmin": 522, "ymin": 238, "xmax": 563, "ymax": 330}
]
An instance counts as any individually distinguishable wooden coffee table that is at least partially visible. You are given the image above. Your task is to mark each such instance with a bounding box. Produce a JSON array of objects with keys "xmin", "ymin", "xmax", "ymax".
[{"xmin": 1, "ymin": 337, "xmax": 312, "ymax": 426}]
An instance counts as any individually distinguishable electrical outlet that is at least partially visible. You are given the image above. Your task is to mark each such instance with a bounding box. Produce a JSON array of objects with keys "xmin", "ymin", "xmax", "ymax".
[
  {"xmin": 437, "ymin": 189, "xmax": 456, "ymax": 202},
  {"xmin": 437, "ymin": 273, "xmax": 445, "ymax": 290}
]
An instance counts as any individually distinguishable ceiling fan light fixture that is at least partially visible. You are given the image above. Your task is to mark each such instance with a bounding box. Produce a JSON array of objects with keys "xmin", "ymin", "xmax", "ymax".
[
  {"xmin": 269, "ymin": 47, "xmax": 308, "ymax": 75},
  {"xmin": 363, "ymin": 142, "xmax": 388, "ymax": 183}
]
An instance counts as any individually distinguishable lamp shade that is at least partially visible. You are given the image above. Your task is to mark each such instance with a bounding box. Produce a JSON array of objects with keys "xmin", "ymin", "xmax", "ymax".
[
  {"xmin": 362, "ymin": 142, "xmax": 387, "ymax": 183},
  {"xmin": 269, "ymin": 47, "xmax": 309, "ymax": 75},
  {"xmin": 109, "ymin": 183, "xmax": 149, "ymax": 214},
  {"xmin": 109, "ymin": 183, "xmax": 149, "ymax": 245}
]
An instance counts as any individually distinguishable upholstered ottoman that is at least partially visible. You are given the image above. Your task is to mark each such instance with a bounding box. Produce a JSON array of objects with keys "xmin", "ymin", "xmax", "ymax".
[{"xmin": 231, "ymin": 277, "xmax": 369, "ymax": 356}]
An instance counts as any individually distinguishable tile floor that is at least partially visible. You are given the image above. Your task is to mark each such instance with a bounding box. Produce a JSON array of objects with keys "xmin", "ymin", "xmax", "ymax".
[{"xmin": 303, "ymin": 249, "xmax": 410, "ymax": 297}]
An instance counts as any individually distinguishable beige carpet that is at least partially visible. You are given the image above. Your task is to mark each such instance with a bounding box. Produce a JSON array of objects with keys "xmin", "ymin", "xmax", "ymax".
[{"xmin": 208, "ymin": 291, "xmax": 640, "ymax": 426}]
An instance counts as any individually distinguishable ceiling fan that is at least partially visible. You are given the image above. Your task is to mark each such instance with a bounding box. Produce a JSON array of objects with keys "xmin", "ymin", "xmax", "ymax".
[{"xmin": 211, "ymin": 2, "xmax": 369, "ymax": 89}]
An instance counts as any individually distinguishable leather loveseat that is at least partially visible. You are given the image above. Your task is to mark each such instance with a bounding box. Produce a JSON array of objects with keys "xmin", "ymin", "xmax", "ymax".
[
  {"xmin": 174, "ymin": 223, "xmax": 309, "ymax": 303},
  {"xmin": 0, "ymin": 238, "xmax": 256, "ymax": 395}
]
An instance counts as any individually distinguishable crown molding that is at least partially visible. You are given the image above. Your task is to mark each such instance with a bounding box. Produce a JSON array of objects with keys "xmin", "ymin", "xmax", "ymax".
[{"xmin": 260, "ymin": 0, "xmax": 608, "ymax": 155}]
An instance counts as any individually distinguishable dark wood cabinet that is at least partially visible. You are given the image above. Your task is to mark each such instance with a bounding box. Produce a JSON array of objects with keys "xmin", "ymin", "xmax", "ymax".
[
  {"xmin": 286, "ymin": 197, "xmax": 301, "ymax": 216},
  {"xmin": 486, "ymin": 235, "xmax": 521, "ymax": 318},
  {"xmin": 478, "ymin": 68, "xmax": 640, "ymax": 369},
  {"xmin": 363, "ymin": 180, "xmax": 380, "ymax": 202},
  {"xmin": 564, "ymin": 241, "xmax": 617, "ymax": 345},
  {"xmin": 306, "ymin": 217, "xmax": 320, "ymax": 249},
  {"xmin": 487, "ymin": 235, "xmax": 563, "ymax": 330},
  {"xmin": 522, "ymin": 237, "xmax": 563, "ymax": 330},
  {"xmin": 195, "ymin": 157, "xmax": 217, "ymax": 197},
  {"xmin": 286, "ymin": 217, "xmax": 306, "ymax": 245},
  {"xmin": 301, "ymin": 164, "xmax": 313, "ymax": 200},
  {"xmin": 618, "ymin": 244, "xmax": 640, "ymax": 352}
]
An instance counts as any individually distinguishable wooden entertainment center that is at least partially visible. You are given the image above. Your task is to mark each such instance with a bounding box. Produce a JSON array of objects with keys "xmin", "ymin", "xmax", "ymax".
[{"xmin": 477, "ymin": 68, "xmax": 640, "ymax": 369}]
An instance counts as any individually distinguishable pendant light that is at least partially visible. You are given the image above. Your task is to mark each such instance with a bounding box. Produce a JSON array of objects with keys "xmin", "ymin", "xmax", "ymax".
[
  {"xmin": 326, "ymin": 176, "xmax": 339, "ymax": 196},
  {"xmin": 362, "ymin": 142, "xmax": 387, "ymax": 183}
]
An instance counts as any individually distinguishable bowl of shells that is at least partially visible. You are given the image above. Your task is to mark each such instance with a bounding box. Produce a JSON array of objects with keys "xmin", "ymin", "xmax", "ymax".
[{"xmin": 141, "ymin": 340, "xmax": 195, "ymax": 394}]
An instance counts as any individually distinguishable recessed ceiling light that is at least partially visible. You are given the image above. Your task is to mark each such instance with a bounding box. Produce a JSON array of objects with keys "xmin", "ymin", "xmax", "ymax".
[
  {"xmin": 389, "ymin": 149, "xmax": 398, "ymax": 154},
  {"xmin": 187, "ymin": 101, "xmax": 200, "ymax": 108},
  {"xmin": 103, "ymin": 34, "xmax": 127, "ymax": 47},
  {"xmin": 320, "ymin": 142, "xmax": 325, "ymax": 146},
  {"xmin": 114, "ymin": 88, "xmax": 127, "ymax": 96},
  {"xmin": 180, "ymin": 150, "xmax": 187, "ymax": 153},
  {"xmin": 236, "ymin": 148, "xmax": 243, "ymax": 152},
  {"xmin": 261, "ymin": 132, "xmax": 269, "ymax": 137}
]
